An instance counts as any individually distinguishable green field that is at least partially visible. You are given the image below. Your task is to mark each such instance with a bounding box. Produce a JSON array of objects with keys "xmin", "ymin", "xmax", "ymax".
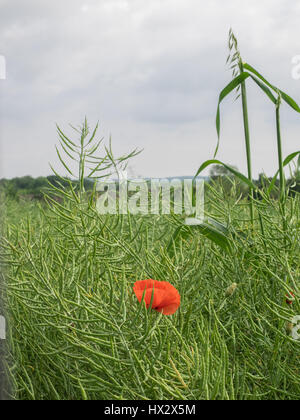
[{"xmin": 1, "ymin": 169, "xmax": 299, "ymax": 400}]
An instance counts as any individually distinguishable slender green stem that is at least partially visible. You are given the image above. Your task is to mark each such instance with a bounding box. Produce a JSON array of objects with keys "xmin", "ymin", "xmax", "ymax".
[
  {"xmin": 239, "ymin": 62, "xmax": 254, "ymax": 227},
  {"xmin": 275, "ymin": 98, "xmax": 285, "ymax": 202},
  {"xmin": 275, "ymin": 96, "xmax": 287, "ymax": 236}
]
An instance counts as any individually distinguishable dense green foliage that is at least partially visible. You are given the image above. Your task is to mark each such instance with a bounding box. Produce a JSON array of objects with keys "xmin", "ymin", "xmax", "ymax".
[{"xmin": 1, "ymin": 178, "xmax": 299, "ymax": 400}]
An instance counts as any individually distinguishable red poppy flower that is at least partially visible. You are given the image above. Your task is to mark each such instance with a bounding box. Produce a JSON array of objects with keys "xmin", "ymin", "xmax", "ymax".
[
  {"xmin": 286, "ymin": 291, "xmax": 295, "ymax": 305},
  {"xmin": 133, "ymin": 279, "xmax": 180, "ymax": 315}
]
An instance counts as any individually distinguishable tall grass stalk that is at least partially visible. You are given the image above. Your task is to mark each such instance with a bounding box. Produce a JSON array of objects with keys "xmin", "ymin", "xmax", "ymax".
[
  {"xmin": 239, "ymin": 62, "xmax": 254, "ymax": 227},
  {"xmin": 275, "ymin": 95, "xmax": 285, "ymax": 202},
  {"xmin": 229, "ymin": 30, "xmax": 254, "ymax": 227},
  {"xmin": 275, "ymin": 94, "xmax": 288, "ymax": 237}
]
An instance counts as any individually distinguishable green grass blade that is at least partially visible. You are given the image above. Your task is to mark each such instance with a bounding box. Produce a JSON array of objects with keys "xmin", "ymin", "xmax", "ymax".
[
  {"xmin": 215, "ymin": 72, "xmax": 251, "ymax": 157},
  {"xmin": 188, "ymin": 221, "xmax": 232, "ymax": 252},
  {"xmin": 267, "ymin": 150, "xmax": 300, "ymax": 194},
  {"xmin": 249, "ymin": 75, "xmax": 277, "ymax": 104},
  {"xmin": 194, "ymin": 159, "xmax": 257, "ymax": 190},
  {"xmin": 243, "ymin": 63, "xmax": 300, "ymax": 112}
]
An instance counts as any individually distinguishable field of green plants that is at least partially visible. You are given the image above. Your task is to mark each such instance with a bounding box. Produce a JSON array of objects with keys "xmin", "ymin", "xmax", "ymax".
[{"xmin": 1, "ymin": 32, "xmax": 299, "ymax": 400}]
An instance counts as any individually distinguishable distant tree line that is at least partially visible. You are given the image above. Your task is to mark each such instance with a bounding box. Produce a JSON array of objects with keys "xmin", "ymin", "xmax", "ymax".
[
  {"xmin": 0, "ymin": 168, "xmax": 299, "ymax": 202},
  {"xmin": 0, "ymin": 175, "xmax": 94, "ymax": 201},
  {"xmin": 208, "ymin": 165, "xmax": 300, "ymax": 199}
]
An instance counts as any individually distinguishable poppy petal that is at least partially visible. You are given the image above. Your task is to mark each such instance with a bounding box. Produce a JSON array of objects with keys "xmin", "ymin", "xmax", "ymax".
[
  {"xmin": 134, "ymin": 287, "xmax": 164, "ymax": 309},
  {"xmin": 156, "ymin": 303, "xmax": 179, "ymax": 315},
  {"xmin": 133, "ymin": 279, "xmax": 180, "ymax": 315}
]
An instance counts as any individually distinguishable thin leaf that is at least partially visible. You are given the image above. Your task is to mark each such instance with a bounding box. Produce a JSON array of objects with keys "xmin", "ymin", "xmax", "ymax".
[
  {"xmin": 215, "ymin": 72, "xmax": 251, "ymax": 157},
  {"xmin": 194, "ymin": 159, "xmax": 257, "ymax": 190},
  {"xmin": 193, "ymin": 222, "xmax": 232, "ymax": 252},
  {"xmin": 249, "ymin": 75, "xmax": 276, "ymax": 104},
  {"xmin": 267, "ymin": 151, "xmax": 300, "ymax": 193},
  {"xmin": 243, "ymin": 63, "xmax": 300, "ymax": 112}
]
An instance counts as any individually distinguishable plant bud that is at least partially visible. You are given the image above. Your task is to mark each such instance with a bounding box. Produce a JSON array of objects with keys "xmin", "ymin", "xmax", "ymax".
[
  {"xmin": 285, "ymin": 291, "xmax": 295, "ymax": 305},
  {"xmin": 225, "ymin": 282, "xmax": 238, "ymax": 297},
  {"xmin": 285, "ymin": 322, "xmax": 294, "ymax": 335}
]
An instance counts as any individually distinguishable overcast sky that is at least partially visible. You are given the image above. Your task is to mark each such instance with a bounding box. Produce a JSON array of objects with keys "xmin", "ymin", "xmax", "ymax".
[{"xmin": 0, "ymin": 0, "xmax": 299, "ymax": 180}]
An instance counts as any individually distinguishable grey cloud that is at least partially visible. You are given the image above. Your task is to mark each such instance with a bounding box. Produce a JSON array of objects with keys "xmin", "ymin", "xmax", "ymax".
[{"xmin": 0, "ymin": 0, "xmax": 300, "ymax": 179}]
